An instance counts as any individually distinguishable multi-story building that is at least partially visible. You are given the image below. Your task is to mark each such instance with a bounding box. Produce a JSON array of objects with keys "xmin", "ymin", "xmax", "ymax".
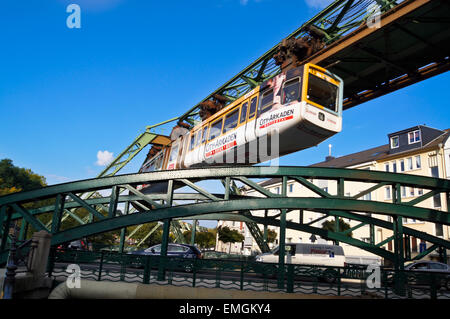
[{"xmin": 216, "ymin": 125, "xmax": 450, "ymax": 263}]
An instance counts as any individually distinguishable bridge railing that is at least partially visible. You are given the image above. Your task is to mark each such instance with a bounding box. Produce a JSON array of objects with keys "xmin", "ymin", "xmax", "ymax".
[{"xmin": 47, "ymin": 249, "xmax": 450, "ymax": 299}]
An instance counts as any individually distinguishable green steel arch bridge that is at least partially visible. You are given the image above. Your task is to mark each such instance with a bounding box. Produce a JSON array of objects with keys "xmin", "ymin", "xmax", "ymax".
[{"xmin": 1, "ymin": 0, "xmax": 450, "ymax": 295}]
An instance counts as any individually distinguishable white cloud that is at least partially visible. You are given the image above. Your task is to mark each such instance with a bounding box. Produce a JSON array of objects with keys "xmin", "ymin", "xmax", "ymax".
[
  {"xmin": 305, "ymin": 0, "xmax": 334, "ymax": 9},
  {"xmin": 96, "ymin": 150, "xmax": 114, "ymax": 166}
]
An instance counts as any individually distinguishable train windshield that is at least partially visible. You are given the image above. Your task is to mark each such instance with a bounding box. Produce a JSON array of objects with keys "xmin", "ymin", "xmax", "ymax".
[
  {"xmin": 169, "ymin": 145, "xmax": 178, "ymax": 162},
  {"xmin": 307, "ymin": 73, "xmax": 339, "ymax": 112}
]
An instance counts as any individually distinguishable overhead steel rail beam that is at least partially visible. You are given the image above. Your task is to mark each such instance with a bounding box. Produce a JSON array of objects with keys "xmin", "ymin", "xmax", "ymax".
[
  {"xmin": 177, "ymin": 0, "xmax": 402, "ymax": 125},
  {"xmin": 177, "ymin": 0, "xmax": 449, "ymax": 125},
  {"xmin": 1, "ymin": 166, "xmax": 449, "ymax": 268}
]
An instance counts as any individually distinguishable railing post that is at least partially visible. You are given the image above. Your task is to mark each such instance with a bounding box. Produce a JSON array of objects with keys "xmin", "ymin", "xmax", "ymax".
[
  {"xmin": 430, "ymin": 273, "xmax": 437, "ymax": 299},
  {"xmin": 143, "ymin": 255, "xmax": 151, "ymax": 284},
  {"xmin": 3, "ymin": 234, "xmax": 17, "ymax": 299},
  {"xmin": 286, "ymin": 264, "xmax": 294, "ymax": 293},
  {"xmin": 158, "ymin": 218, "xmax": 171, "ymax": 281},
  {"xmin": 337, "ymin": 268, "xmax": 341, "ymax": 296},
  {"xmin": 46, "ymin": 246, "xmax": 56, "ymax": 278},
  {"xmin": 240, "ymin": 261, "xmax": 244, "ymax": 291}
]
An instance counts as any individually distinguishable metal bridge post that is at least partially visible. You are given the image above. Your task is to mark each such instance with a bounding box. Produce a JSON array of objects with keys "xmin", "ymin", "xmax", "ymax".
[
  {"xmin": 263, "ymin": 210, "xmax": 268, "ymax": 244},
  {"xmin": 277, "ymin": 177, "xmax": 288, "ymax": 289},
  {"xmin": 393, "ymin": 183, "xmax": 406, "ymax": 296},
  {"xmin": 158, "ymin": 218, "xmax": 171, "ymax": 281},
  {"xmin": 335, "ymin": 178, "xmax": 345, "ymax": 245},
  {"xmin": 19, "ymin": 220, "xmax": 28, "ymax": 241},
  {"xmin": 119, "ymin": 228, "xmax": 126, "ymax": 254},
  {"xmin": 0, "ymin": 207, "xmax": 11, "ymax": 252},
  {"xmin": 191, "ymin": 220, "xmax": 197, "ymax": 246}
]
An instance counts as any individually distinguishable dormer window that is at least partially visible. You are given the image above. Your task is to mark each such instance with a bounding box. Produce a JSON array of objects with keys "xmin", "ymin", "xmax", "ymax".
[
  {"xmin": 390, "ymin": 136, "xmax": 399, "ymax": 149},
  {"xmin": 408, "ymin": 130, "xmax": 421, "ymax": 144}
]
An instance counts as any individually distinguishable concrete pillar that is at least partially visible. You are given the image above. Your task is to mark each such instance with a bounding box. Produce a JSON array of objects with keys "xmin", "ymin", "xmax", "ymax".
[{"xmin": 28, "ymin": 230, "xmax": 52, "ymax": 278}]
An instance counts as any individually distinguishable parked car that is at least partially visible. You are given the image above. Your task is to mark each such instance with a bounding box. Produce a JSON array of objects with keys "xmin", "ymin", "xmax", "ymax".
[
  {"xmin": 130, "ymin": 243, "xmax": 202, "ymax": 258},
  {"xmin": 129, "ymin": 243, "xmax": 202, "ymax": 272},
  {"xmin": 255, "ymin": 243, "xmax": 345, "ymax": 283},
  {"xmin": 404, "ymin": 260, "xmax": 450, "ymax": 290}
]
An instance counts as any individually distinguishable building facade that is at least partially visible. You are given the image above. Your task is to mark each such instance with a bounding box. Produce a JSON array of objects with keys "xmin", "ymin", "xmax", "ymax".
[{"xmin": 215, "ymin": 125, "xmax": 450, "ymax": 263}]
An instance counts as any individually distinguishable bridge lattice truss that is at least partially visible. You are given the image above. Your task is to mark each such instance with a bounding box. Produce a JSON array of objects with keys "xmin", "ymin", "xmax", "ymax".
[{"xmin": 1, "ymin": 166, "xmax": 449, "ymax": 267}]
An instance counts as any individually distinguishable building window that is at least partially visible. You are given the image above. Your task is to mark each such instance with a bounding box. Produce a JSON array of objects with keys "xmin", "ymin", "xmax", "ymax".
[
  {"xmin": 436, "ymin": 224, "xmax": 444, "ymax": 237},
  {"xmin": 289, "ymin": 184, "xmax": 293, "ymax": 193},
  {"xmin": 409, "ymin": 188, "xmax": 415, "ymax": 197},
  {"xmin": 400, "ymin": 160, "xmax": 405, "ymax": 172},
  {"xmin": 415, "ymin": 155, "xmax": 421, "ymax": 169},
  {"xmin": 385, "ymin": 163, "xmax": 389, "ymax": 172},
  {"xmin": 363, "ymin": 193, "xmax": 372, "ymax": 200},
  {"xmin": 431, "ymin": 166, "xmax": 439, "ymax": 178},
  {"xmin": 391, "ymin": 136, "xmax": 399, "ymax": 148},
  {"xmin": 392, "ymin": 162, "xmax": 397, "ymax": 173},
  {"xmin": 401, "ymin": 186, "xmax": 406, "ymax": 198},
  {"xmin": 408, "ymin": 130, "xmax": 421, "ymax": 144},
  {"xmin": 274, "ymin": 187, "xmax": 280, "ymax": 194},
  {"xmin": 385, "ymin": 186, "xmax": 391, "ymax": 200},
  {"xmin": 433, "ymin": 194, "xmax": 441, "ymax": 208},
  {"xmin": 322, "ymin": 187, "xmax": 328, "ymax": 193},
  {"xmin": 407, "ymin": 157, "xmax": 413, "ymax": 170}
]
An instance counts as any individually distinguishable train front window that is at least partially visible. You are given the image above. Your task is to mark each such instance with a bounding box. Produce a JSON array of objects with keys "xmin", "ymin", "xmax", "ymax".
[
  {"xmin": 208, "ymin": 118, "xmax": 223, "ymax": 141},
  {"xmin": 259, "ymin": 89, "xmax": 273, "ymax": 115},
  {"xmin": 307, "ymin": 74, "xmax": 338, "ymax": 112},
  {"xmin": 282, "ymin": 79, "xmax": 300, "ymax": 104},
  {"xmin": 169, "ymin": 145, "xmax": 178, "ymax": 162},
  {"xmin": 223, "ymin": 109, "xmax": 239, "ymax": 133},
  {"xmin": 189, "ymin": 134, "xmax": 195, "ymax": 150}
]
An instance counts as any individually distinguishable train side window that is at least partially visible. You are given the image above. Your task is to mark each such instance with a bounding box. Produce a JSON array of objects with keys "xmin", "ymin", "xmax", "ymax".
[
  {"xmin": 223, "ymin": 108, "xmax": 240, "ymax": 133},
  {"xmin": 194, "ymin": 130, "xmax": 201, "ymax": 147},
  {"xmin": 248, "ymin": 97, "xmax": 257, "ymax": 119},
  {"xmin": 189, "ymin": 133, "xmax": 196, "ymax": 151},
  {"xmin": 259, "ymin": 89, "xmax": 274, "ymax": 115},
  {"xmin": 208, "ymin": 118, "xmax": 223, "ymax": 141},
  {"xmin": 169, "ymin": 145, "xmax": 179, "ymax": 162},
  {"xmin": 282, "ymin": 78, "xmax": 300, "ymax": 104},
  {"xmin": 239, "ymin": 102, "xmax": 248, "ymax": 124},
  {"xmin": 201, "ymin": 126, "xmax": 208, "ymax": 143}
]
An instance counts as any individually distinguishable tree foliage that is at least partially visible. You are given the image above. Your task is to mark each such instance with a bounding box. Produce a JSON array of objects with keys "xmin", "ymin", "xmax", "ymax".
[
  {"xmin": 266, "ymin": 229, "xmax": 277, "ymax": 243},
  {"xmin": 0, "ymin": 159, "xmax": 46, "ymax": 193},
  {"xmin": 183, "ymin": 229, "xmax": 216, "ymax": 249},
  {"xmin": 322, "ymin": 218, "xmax": 353, "ymax": 237}
]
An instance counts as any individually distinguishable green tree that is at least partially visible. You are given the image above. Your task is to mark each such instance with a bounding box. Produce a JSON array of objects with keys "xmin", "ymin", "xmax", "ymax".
[
  {"xmin": 0, "ymin": 159, "xmax": 46, "ymax": 192},
  {"xmin": 217, "ymin": 226, "xmax": 245, "ymax": 253},
  {"xmin": 266, "ymin": 229, "xmax": 277, "ymax": 244},
  {"xmin": 322, "ymin": 218, "xmax": 353, "ymax": 237},
  {"xmin": 183, "ymin": 229, "xmax": 216, "ymax": 249}
]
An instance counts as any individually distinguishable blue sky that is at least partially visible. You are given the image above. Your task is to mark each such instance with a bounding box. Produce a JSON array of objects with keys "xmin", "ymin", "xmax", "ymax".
[{"xmin": 1, "ymin": 1, "xmax": 449, "ymax": 193}]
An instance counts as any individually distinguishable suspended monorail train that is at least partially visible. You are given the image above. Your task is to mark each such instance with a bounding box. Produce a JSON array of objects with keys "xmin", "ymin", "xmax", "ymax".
[{"xmin": 137, "ymin": 63, "xmax": 343, "ymax": 192}]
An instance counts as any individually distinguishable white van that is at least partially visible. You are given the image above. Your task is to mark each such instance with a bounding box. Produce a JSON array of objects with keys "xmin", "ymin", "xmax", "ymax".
[{"xmin": 255, "ymin": 243, "xmax": 345, "ymax": 267}]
